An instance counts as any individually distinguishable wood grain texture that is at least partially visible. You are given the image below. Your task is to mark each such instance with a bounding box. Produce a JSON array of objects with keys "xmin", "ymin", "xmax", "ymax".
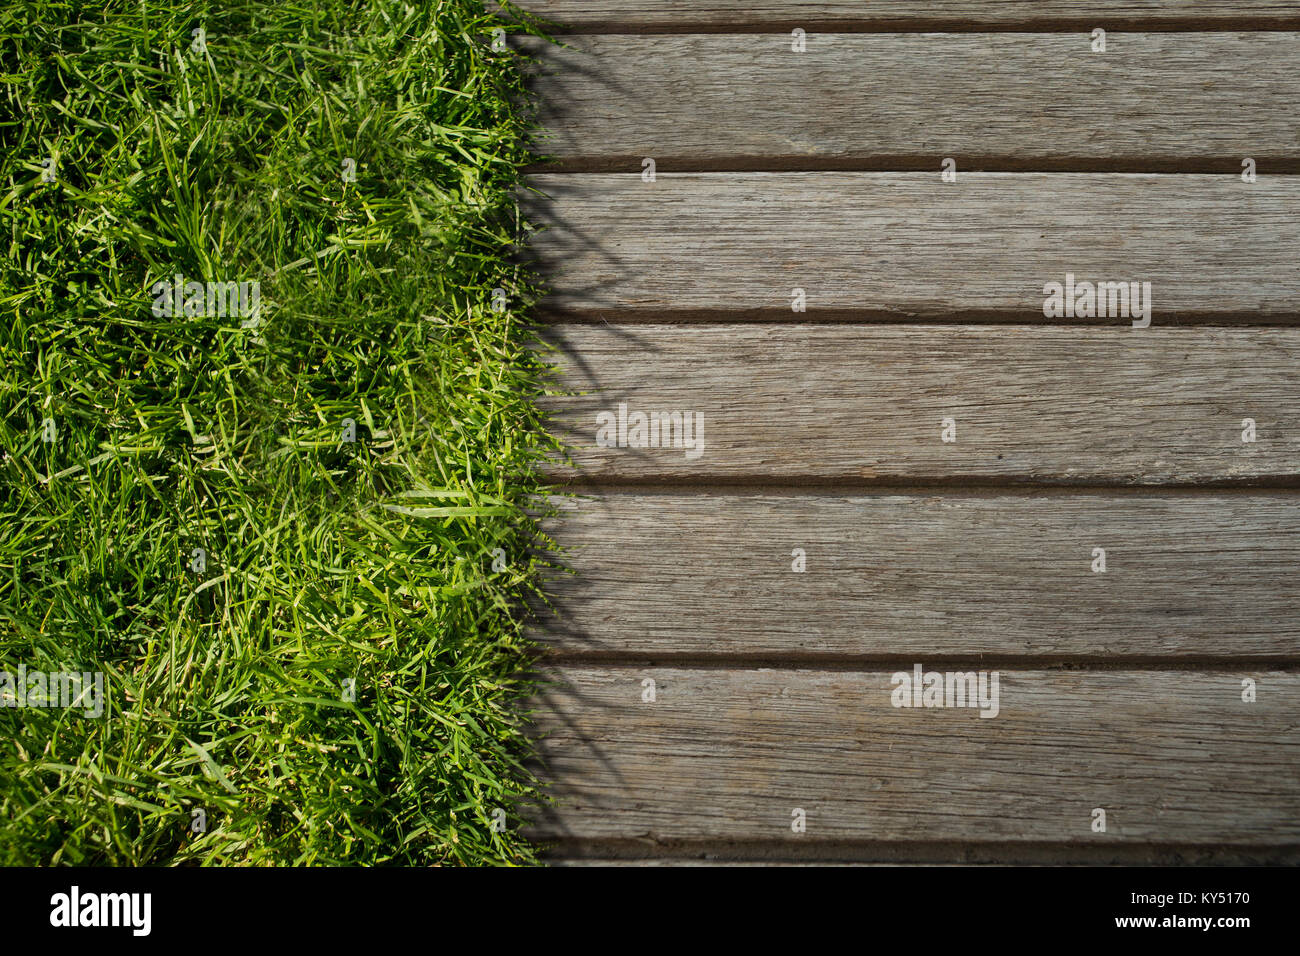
[
  {"xmin": 515, "ymin": 0, "xmax": 1300, "ymax": 864},
  {"xmin": 524, "ymin": 34, "xmax": 1300, "ymax": 167},
  {"xmin": 525, "ymin": 173, "xmax": 1300, "ymax": 317},
  {"xmin": 539, "ymin": 324, "xmax": 1300, "ymax": 482},
  {"xmin": 537, "ymin": 493, "xmax": 1300, "ymax": 659},
  {"xmin": 507, "ymin": 1, "xmax": 1300, "ymax": 30},
  {"xmin": 527, "ymin": 666, "xmax": 1300, "ymax": 843}
]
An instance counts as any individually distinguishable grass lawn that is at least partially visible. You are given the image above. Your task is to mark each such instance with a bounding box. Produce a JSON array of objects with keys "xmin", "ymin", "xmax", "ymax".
[{"xmin": 0, "ymin": 0, "xmax": 557, "ymax": 865}]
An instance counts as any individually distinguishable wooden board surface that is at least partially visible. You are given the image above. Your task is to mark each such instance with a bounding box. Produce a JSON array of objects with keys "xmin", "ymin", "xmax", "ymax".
[
  {"xmin": 517, "ymin": 4, "xmax": 1300, "ymax": 865},
  {"xmin": 537, "ymin": 493, "xmax": 1300, "ymax": 659},
  {"xmin": 539, "ymin": 324, "xmax": 1300, "ymax": 482},
  {"xmin": 507, "ymin": 0, "xmax": 1300, "ymax": 31},
  {"xmin": 525, "ymin": 173, "xmax": 1300, "ymax": 317},
  {"xmin": 525, "ymin": 34, "xmax": 1300, "ymax": 169},
  {"xmin": 527, "ymin": 666, "xmax": 1300, "ymax": 844}
]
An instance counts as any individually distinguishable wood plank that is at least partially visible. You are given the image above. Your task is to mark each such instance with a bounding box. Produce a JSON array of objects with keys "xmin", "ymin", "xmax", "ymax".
[
  {"xmin": 526, "ymin": 666, "xmax": 1300, "ymax": 843},
  {"xmin": 524, "ymin": 34, "xmax": 1300, "ymax": 168},
  {"xmin": 539, "ymin": 325, "xmax": 1300, "ymax": 482},
  {"xmin": 508, "ymin": 1, "xmax": 1300, "ymax": 31},
  {"xmin": 537, "ymin": 493, "xmax": 1300, "ymax": 659},
  {"xmin": 524, "ymin": 173, "xmax": 1300, "ymax": 317}
]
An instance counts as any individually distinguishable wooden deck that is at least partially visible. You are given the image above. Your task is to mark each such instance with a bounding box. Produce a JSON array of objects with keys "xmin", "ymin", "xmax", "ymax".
[{"xmin": 512, "ymin": 0, "xmax": 1300, "ymax": 864}]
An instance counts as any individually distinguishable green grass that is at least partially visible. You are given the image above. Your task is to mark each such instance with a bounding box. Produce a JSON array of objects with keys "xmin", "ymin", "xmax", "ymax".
[{"xmin": 0, "ymin": 0, "xmax": 559, "ymax": 865}]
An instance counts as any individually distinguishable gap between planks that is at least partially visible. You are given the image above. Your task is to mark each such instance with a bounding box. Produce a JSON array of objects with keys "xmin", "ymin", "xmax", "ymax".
[
  {"xmin": 503, "ymin": 1, "xmax": 1300, "ymax": 33},
  {"xmin": 548, "ymin": 479, "xmax": 1300, "ymax": 494},
  {"xmin": 541, "ymin": 839, "xmax": 1300, "ymax": 866},
  {"xmin": 532, "ymin": 159, "xmax": 1300, "ymax": 175},
  {"xmin": 514, "ymin": 21, "xmax": 1300, "ymax": 36},
  {"xmin": 508, "ymin": 17, "xmax": 1300, "ymax": 37},
  {"xmin": 535, "ymin": 655, "xmax": 1300, "ymax": 671},
  {"xmin": 534, "ymin": 311, "xmax": 1300, "ymax": 327}
]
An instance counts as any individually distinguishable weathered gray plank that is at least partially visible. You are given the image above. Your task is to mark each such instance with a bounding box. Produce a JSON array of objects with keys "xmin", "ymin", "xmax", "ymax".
[
  {"xmin": 527, "ymin": 667, "xmax": 1300, "ymax": 843},
  {"xmin": 508, "ymin": 1, "xmax": 1300, "ymax": 30},
  {"xmin": 537, "ymin": 493, "xmax": 1300, "ymax": 658},
  {"xmin": 539, "ymin": 325, "xmax": 1300, "ymax": 482},
  {"xmin": 525, "ymin": 173, "xmax": 1300, "ymax": 317},
  {"xmin": 525, "ymin": 34, "xmax": 1300, "ymax": 167}
]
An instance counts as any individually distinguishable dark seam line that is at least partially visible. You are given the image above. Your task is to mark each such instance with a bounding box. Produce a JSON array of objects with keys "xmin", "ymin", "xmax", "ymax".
[{"xmin": 527, "ymin": 18, "xmax": 1300, "ymax": 36}]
